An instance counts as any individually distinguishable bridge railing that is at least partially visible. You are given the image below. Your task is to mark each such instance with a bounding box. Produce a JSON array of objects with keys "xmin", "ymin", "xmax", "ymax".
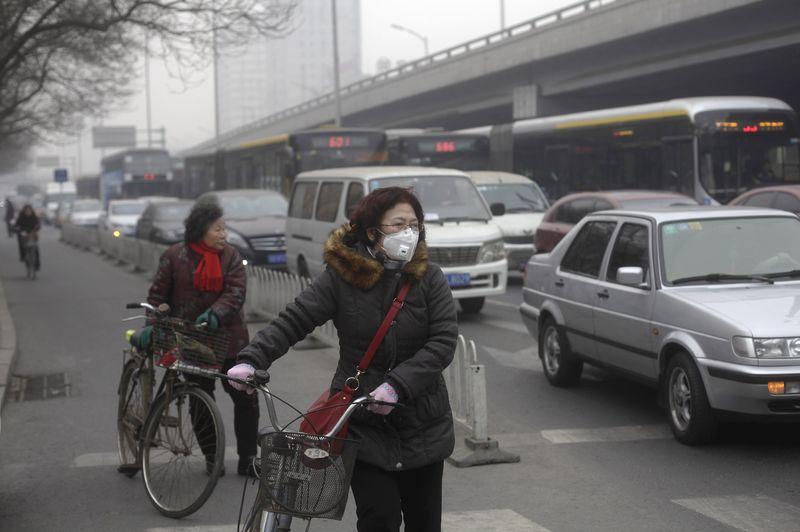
[{"xmin": 185, "ymin": 0, "xmax": 623, "ymax": 155}]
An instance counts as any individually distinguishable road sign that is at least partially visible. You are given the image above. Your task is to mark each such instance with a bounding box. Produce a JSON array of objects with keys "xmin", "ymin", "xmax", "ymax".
[
  {"xmin": 35, "ymin": 155, "xmax": 60, "ymax": 168},
  {"xmin": 92, "ymin": 126, "xmax": 136, "ymax": 148},
  {"xmin": 54, "ymin": 169, "xmax": 68, "ymax": 183}
]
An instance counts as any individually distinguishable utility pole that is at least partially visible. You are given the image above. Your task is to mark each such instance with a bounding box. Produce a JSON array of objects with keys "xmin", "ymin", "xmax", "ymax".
[
  {"xmin": 144, "ymin": 33, "xmax": 152, "ymax": 148},
  {"xmin": 213, "ymin": 25, "xmax": 220, "ymax": 147},
  {"xmin": 500, "ymin": 0, "xmax": 506, "ymax": 31},
  {"xmin": 331, "ymin": 0, "xmax": 343, "ymax": 127}
]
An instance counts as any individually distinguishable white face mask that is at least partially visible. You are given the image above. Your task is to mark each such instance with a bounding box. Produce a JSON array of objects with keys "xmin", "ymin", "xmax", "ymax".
[{"xmin": 378, "ymin": 227, "xmax": 419, "ymax": 262}]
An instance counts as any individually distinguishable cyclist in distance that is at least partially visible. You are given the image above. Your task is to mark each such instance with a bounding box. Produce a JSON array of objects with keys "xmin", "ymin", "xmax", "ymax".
[
  {"xmin": 135, "ymin": 198, "xmax": 259, "ymax": 477},
  {"xmin": 14, "ymin": 204, "xmax": 40, "ymax": 270},
  {"xmin": 4, "ymin": 196, "xmax": 15, "ymax": 237},
  {"xmin": 229, "ymin": 187, "xmax": 459, "ymax": 532}
]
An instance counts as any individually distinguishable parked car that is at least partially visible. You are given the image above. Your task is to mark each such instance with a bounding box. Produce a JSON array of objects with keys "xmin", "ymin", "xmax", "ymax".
[
  {"xmin": 729, "ymin": 185, "xmax": 800, "ymax": 215},
  {"xmin": 67, "ymin": 198, "xmax": 104, "ymax": 227},
  {"xmin": 520, "ymin": 206, "xmax": 800, "ymax": 444},
  {"xmin": 135, "ymin": 200, "xmax": 193, "ymax": 244},
  {"xmin": 197, "ymin": 189, "xmax": 288, "ymax": 268},
  {"xmin": 469, "ymin": 171, "xmax": 549, "ymax": 271},
  {"xmin": 100, "ymin": 198, "xmax": 151, "ymax": 237},
  {"xmin": 534, "ymin": 190, "xmax": 698, "ymax": 253},
  {"xmin": 285, "ymin": 166, "xmax": 507, "ymax": 314}
]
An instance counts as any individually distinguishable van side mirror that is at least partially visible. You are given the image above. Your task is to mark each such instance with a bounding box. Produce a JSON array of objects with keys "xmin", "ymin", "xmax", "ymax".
[
  {"xmin": 490, "ymin": 202, "xmax": 506, "ymax": 217},
  {"xmin": 617, "ymin": 266, "xmax": 645, "ymax": 286}
]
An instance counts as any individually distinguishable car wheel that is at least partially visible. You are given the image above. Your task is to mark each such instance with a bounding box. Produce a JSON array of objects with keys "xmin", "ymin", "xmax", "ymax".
[
  {"xmin": 665, "ymin": 352, "xmax": 718, "ymax": 445},
  {"xmin": 539, "ymin": 317, "xmax": 582, "ymax": 387},
  {"xmin": 459, "ymin": 297, "xmax": 485, "ymax": 314}
]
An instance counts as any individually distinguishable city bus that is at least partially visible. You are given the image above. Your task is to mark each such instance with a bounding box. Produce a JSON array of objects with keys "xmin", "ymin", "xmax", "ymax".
[
  {"xmin": 183, "ymin": 128, "xmax": 387, "ymax": 198},
  {"xmin": 99, "ymin": 149, "xmax": 174, "ymax": 207},
  {"xmin": 386, "ymin": 129, "xmax": 490, "ymax": 170},
  {"xmin": 467, "ymin": 97, "xmax": 800, "ymax": 204}
]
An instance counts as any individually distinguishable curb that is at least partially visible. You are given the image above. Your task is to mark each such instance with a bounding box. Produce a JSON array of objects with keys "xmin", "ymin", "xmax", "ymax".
[{"xmin": 0, "ymin": 275, "xmax": 17, "ymax": 433}]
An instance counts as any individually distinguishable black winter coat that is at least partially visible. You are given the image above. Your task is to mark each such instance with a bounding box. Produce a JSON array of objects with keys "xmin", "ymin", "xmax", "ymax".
[{"xmin": 238, "ymin": 225, "xmax": 458, "ymax": 471}]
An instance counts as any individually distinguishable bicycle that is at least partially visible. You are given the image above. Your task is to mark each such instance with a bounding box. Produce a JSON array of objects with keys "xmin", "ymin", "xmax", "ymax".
[
  {"xmin": 20, "ymin": 230, "xmax": 38, "ymax": 279},
  {"xmin": 176, "ymin": 362, "xmax": 396, "ymax": 532},
  {"xmin": 117, "ymin": 302, "xmax": 231, "ymax": 518}
]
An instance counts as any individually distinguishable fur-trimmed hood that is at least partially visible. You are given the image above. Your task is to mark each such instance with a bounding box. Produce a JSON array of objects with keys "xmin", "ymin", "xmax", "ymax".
[{"xmin": 323, "ymin": 224, "xmax": 428, "ymax": 290}]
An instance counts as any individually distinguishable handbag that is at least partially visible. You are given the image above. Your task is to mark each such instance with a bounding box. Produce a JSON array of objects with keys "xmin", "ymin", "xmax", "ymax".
[{"xmin": 299, "ymin": 280, "xmax": 412, "ymax": 439}]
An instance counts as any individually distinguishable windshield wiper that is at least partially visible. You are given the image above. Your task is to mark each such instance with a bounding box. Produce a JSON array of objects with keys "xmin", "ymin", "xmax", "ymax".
[
  {"xmin": 506, "ymin": 207, "xmax": 535, "ymax": 213},
  {"xmin": 671, "ymin": 273, "xmax": 774, "ymax": 285},
  {"xmin": 435, "ymin": 217, "xmax": 488, "ymax": 224},
  {"xmin": 764, "ymin": 269, "xmax": 800, "ymax": 279}
]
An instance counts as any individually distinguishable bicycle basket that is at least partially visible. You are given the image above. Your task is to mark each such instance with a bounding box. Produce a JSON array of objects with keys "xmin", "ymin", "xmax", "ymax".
[
  {"xmin": 152, "ymin": 317, "xmax": 230, "ymax": 369},
  {"xmin": 258, "ymin": 431, "xmax": 359, "ymax": 520}
]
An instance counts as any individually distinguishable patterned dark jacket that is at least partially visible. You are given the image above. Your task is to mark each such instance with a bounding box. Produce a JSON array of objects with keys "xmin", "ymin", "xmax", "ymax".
[
  {"xmin": 238, "ymin": 225, "xmax": 458, "ymax": 471},
  {"xmin": 148, "ymin": 242, "xmax": 249, "ymax": 358}
]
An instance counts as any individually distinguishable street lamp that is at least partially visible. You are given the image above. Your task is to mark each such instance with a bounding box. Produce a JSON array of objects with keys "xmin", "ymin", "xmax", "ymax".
[{"xmin": 390, "ymin": 23, "xmax": 429, "ymax": 57}]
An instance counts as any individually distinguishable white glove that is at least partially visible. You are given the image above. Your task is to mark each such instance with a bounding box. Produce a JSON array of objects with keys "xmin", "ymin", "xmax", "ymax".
[{"xmin": 227, "ymin": 363, "xmax": 256, "ymax": 394}]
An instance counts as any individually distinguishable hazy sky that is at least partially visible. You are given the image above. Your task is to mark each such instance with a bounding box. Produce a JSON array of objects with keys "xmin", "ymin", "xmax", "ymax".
[{"xmin": 37, "ymin": 0, "xmax": 577, "ymax": 179}]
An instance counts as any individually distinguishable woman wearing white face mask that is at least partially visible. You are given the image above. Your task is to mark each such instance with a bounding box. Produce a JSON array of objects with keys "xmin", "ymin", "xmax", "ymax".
[{"xmin": 229, "ymin": 187, "xmax": 458, "ymax": 532}]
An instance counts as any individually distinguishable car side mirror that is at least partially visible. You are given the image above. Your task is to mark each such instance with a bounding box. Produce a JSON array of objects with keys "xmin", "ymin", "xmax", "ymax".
[
  {"xmin": 617, "ymin": 266, "xmax": 645, "ymax": 286},
  {"xmin": 490, "ymin": 202, "xmax": 506, "ymax": 217}
]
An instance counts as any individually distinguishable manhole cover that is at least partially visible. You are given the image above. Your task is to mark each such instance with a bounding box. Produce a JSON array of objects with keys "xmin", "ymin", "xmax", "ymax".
[{"xmin": 8, "ymin": 372, "xmax": 71, "ymax": 402}]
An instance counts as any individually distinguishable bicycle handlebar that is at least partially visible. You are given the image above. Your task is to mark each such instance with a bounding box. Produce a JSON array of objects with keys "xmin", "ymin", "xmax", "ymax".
[{"xmin": 171, "ymin": 361, "xmax": 397, "ymax": 439}]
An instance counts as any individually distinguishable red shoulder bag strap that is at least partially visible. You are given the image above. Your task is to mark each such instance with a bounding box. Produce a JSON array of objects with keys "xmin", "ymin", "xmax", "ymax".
[{"xmin": 344, "ymin": 280, "xmax": 412, "ymax": 392}]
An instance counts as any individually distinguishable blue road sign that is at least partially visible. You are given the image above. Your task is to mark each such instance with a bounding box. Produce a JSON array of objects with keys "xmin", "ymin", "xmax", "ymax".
[{"xmin": 54, "ymin": 168, "xmax": 68, "ymax": 183}]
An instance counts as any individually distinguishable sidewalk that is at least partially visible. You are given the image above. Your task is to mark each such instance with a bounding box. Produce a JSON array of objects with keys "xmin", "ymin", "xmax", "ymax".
[{"xmin": 0, "ymin": 272, "xmax": 17, "ymax": 432}]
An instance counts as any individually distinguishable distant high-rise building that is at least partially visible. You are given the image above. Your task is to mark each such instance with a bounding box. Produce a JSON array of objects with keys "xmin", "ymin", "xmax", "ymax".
[{"xmin": 217, "ymin": 0, "xmax": 362, "ymax": 134}]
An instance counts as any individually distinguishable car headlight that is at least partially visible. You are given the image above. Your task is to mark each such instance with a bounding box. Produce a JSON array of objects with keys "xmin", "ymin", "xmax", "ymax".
[
  {"xmin": 733, "ymin": 336, "xmax": 800, "ymax": 359},
  {"xmin": 226, "ymin": 230, "xmax": 250, "ymax": 250},
  {"xmin": 478, "ymin": 239, "xmax": 506, "ymax": 263}
]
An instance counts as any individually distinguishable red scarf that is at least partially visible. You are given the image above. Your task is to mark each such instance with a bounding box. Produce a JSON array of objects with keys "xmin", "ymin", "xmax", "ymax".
[{"xmin": 189, "ymin": 242, "xmax": 223, "ymax": 293}]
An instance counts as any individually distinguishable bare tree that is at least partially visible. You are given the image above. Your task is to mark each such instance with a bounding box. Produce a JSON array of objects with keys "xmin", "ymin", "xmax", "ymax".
[{"xmin": 0, "ymin": 0, "xmax": 297, "ymax": 147}]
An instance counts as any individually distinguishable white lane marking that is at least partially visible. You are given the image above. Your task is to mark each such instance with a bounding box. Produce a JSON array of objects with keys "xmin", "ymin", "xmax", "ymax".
[
  {"xmin": 481, "ymin": 319, "xmax": 530, "ymax": 335},
  {"xmin": 146, "ymin": 509, "xmax": 550, "ymax": 532},
  {"xmin": 444, "ymin": 509, "xmax": 551, "ymax": 531},
  {"xmin": 486, "ymin": 299, "xmax": 521, "ymax": 311},
  {"xmin": 673, "ymin": 494, "xmax": 800, "ymax": 532},
  {"xmin": 482, "ymin": 345, "xmax": 539, "ymax": 371},
  {"xmin": 541, "ymin": 424, "xmax": 671, "ymax": 444},
  {"xmin": 72, "ymin": 446, "xmax": 238, "ymax": 467}
]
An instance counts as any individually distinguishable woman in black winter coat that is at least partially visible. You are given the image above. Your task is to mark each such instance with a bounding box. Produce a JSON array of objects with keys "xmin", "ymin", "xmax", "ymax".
[{"xmin": 228, "ymin": 187, "xmax": 458, "ymax": 532}]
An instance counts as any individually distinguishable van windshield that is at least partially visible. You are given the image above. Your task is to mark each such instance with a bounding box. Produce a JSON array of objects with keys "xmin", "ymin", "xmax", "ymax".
[
  {"xmin": 477, "ymin": 183, "xmax": 549, "ymax": 213},
  {"xmin": 371, "ymin": 175, "xmax": 491, "ymax": 222}
]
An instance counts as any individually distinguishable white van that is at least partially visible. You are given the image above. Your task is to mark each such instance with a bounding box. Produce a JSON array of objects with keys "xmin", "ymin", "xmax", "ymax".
[
  {"xmin": 285, "ymin": 166, "xmax": 507, "ymax": 313},
  {"xmin": 467, "ymin": 171, "xmax": 549, "ymax": 271}
]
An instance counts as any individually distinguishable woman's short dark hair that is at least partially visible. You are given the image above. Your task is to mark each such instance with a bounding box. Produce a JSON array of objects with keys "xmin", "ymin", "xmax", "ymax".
[
  {"xmin": 345, "ymin": 187, "xmax": 425, "ymax": 247},
  {"xmin": 184, "ymin": 199, "xmax": 223, "ymax": 244}
]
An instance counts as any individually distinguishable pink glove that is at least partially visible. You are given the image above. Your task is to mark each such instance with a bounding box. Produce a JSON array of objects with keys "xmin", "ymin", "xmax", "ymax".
[
  {"xmin": 227, "ymin": 363, "xmax": 256, "ymax": 394},
  {"xmin": 368, "ymin": 382, "xmax": 399, "ymax": 415}
]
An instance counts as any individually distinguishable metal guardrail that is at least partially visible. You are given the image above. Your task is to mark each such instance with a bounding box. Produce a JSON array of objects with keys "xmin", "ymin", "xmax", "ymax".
[
  {"xmin": 243, "ymin": 265, "xmax": 338, "ymax": 346},
  {"xmin": 184, "ymin": 0, "xmax": 622, "ymax": 155},
  {"xmin": 61, "ymin": 224, "xmax": 167, "ymax": 275},
  {"xmin": 446, "ymin": 335, "xmax": 519, "ymax": 467}
]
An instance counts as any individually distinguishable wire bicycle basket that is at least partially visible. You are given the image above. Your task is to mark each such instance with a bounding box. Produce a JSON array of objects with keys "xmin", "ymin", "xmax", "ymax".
[
  {"xmin": 258, "ymin": 431, "xmax": 359, "ymax": 520},
  {"xmin": 152, "ymin": 317, "xmax": 230, "ymax": 370}
]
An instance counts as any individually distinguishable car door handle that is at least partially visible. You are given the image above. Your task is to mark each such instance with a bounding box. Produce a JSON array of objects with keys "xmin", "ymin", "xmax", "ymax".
[
  {"xmin": 555, "ymin": 279, "xmax": 564, "ymax": 287},
  {"xmin": 597, "ymin": 289, "xmax": 610, "ymax": 299}
]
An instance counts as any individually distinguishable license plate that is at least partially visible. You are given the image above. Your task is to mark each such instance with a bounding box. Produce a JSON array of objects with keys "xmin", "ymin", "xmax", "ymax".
[
  {"xmin": 446, "ymin": 273, "xmax": 471, "ymax": 287},
  {"xmin": 267, "ymin": 252, "xmax": 287, "ymax": 264}
]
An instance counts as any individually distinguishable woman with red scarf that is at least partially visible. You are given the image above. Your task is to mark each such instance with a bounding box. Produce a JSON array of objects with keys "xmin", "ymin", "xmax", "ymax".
[{"xmin": 138, "ymin": 199, "xmax": 258, "ymax": 476}]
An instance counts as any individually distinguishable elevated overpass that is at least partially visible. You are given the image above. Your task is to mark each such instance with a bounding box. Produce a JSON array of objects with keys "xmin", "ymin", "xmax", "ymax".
[{"xmin": 183, "ymin": 0, "xmax": 800, "ymax": 156}]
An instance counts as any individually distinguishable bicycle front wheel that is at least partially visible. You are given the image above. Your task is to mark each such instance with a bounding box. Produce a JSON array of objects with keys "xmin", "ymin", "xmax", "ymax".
[
  {"xmin": 140, "ymin": 383, "xmax": 225, "ymax": 518},
  {"xmin": 117, "ymin": 358, "xmax": 153, "ymax": 476}
]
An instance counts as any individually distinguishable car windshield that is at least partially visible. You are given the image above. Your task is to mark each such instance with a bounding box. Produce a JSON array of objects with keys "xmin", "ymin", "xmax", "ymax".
[
  {"xmin": 155, "ymin": 204, "xmax": 192, "ymax": 221},
  {"xmin": 477, "ymin": 183, "xmax": 548, "ymax": 213},
  {"xmin": 217, "ymin": 194, "xmax": 288, "ymax": 219},
  {"xmin": 661, "ymin": 216, "xmax": 800, "ymax": 284},
  {"xmin": 618, "ymin": 197, "xmax": 698, "ymax": 209},
  {"xmin": 371, "ymin": 175, "xmax": 491, "ymax": 222},
  {"xmin": 72, "ymin": 200, "xmax": 102, "ymax": 212},
  {"xmin": 111, "ymin": 203, "xmax": 146, "ymax": 215}
]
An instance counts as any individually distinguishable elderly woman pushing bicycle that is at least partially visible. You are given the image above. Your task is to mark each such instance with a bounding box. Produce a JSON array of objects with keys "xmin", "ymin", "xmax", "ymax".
[
  {"xmin": 136, "ymin": 199, "xmax": 259, "ymax": 477},
  {"xmin": 229, "ymin": 187, "xmax": 459, "ymax": 532}
]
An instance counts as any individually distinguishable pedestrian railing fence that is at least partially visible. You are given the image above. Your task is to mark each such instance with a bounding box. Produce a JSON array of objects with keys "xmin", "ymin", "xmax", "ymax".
[{"xmin": 61, "ymin": 224, "xmax": 517, "ymax": 466}]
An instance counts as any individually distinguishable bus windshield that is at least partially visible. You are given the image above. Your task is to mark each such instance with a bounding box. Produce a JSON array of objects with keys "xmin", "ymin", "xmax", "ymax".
[
  {"xmin": 394, "ymin": 136, "xmax": 489, "ymax": 170},
  {"xmin": 697, "ymin": 111, "xmax": 800, "ymax": 203},
  {"xmin": 291, "ymin": 131, "xmax": 386, "ymax": 173},
  {"xmin": 371, "ymin": 175, "xmax": 491, "ymax": 222}
]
